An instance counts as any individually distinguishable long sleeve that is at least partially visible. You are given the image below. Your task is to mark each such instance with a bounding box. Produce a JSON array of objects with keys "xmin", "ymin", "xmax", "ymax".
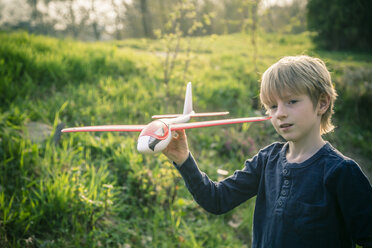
[
  {"xmin": 326, "ymin": 160, "xmax": 372, "ymax": 247},
  {"xmin": 175, "ymin": 152, "xmax": 264, "ymax": 214},
  {"xmin": 173, "ymin": 142, "xmax": 372, "ymax": 247}
]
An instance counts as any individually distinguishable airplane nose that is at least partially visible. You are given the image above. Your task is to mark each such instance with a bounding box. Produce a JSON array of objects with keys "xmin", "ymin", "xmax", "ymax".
[{"xmin": 137, "ymin": 136, "xmax": 155, "ymax": 154}]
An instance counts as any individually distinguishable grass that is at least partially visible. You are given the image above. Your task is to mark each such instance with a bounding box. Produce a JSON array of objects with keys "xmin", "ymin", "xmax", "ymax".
[{"xmin": 0, "ymin": 30, "xmax": 371, "ymax": 247}]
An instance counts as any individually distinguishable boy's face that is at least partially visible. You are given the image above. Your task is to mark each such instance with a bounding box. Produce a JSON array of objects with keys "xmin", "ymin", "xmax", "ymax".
[{"xmin": 267, "ymin": 93, "xmax": 322, "ymax": 143}]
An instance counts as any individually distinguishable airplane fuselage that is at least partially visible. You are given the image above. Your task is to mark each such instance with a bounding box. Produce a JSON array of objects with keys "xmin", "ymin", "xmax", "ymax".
[
  {"xmin": 137, "ymin": 114, "xmax": 192, "ymax": 154},
  {"xmin": 137, "ymin": 120, "xmax": 172, "ymax": 154}
]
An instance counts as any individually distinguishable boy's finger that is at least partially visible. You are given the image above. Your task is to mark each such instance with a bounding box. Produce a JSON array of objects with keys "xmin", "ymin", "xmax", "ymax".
[
  {"xmin": 175, "ymin": 129, "xmax": 186, "ymax": 139},
  {"xmin": 172, "ymin": 132, "xmax": 179, "ymax": 138}
]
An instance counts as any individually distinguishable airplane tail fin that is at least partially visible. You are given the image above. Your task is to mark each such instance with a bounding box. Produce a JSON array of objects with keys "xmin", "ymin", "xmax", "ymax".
[
  {"xmin": 151, "ymin": 82, "xmax": 230, "ymax": 119},
  {"xmin": 183, "ymin": 82, "xmax": 193, "ymax": 115}
]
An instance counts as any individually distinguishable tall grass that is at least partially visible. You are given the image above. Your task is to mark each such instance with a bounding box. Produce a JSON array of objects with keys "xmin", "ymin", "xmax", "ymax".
[{"xmin": 0, "ymin": 31, "xmax": 371, "ymax": 247}]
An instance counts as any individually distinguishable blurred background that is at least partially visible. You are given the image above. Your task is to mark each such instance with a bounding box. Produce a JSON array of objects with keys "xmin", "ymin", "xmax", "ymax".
[
  {"xmin": 0, "ymin": 0, "xmax": 369, "ymax": 50},
  {"xmin": 0, "ymin": 0, "xmax": 371, "ymax": 247},
  {"xmin": 1, "ymin": 0, "xmax": 306, "ymax": 40}
]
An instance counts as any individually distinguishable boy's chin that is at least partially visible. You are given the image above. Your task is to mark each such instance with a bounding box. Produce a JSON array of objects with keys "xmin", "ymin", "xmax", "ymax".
[{"xmin": 279, "ymin": 134, "xmax": 296, "ymax": 142}]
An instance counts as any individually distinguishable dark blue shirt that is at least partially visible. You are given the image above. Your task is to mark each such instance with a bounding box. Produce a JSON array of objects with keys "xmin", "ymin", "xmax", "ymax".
[{"xmin": 175, "ymin": 142, "xmax": 372, "ymax": 247}]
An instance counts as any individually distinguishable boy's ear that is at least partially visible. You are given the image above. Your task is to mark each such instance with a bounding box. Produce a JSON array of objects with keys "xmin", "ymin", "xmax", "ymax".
[{"xmin": 318, "ymin": 94, "xmax": 330, "ymax": 115}]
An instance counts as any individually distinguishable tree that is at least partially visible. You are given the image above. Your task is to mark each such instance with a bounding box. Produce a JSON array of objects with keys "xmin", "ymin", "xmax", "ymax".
[
  {"xmin": 153, "ymin": 0, "xmax": 212, "ymax": 109},
  {"xmin": 260, "ymin": 0, "xmax": 307, "ymax": 34},
  {"xmin": 139, "ymin": 0, "xmax": 153, "ymax": 38},
  {"xmin": 110, "ymin": 0, "xmax": 126, "ymax": 39},
  {"xmin": 307, "ymin": 0, "xmax": 372, "ymax": 51},
  {"xmin": 90, "ymin": 0, "xmax": 101, "ymax": 40},
  {"xmin": 64, "ymin": 0, "xmax": 80, "ymax": 38},
  {"xmin": 121, "ymin": 0, "xmax": 150, "ymax": 38},
  {"xmin": 240, "ymin": 0, "xmax": 261, "ymax": 73},
  {"xmin": 27, "ymin": 0, "xmax": 41, "ymax": 26}
]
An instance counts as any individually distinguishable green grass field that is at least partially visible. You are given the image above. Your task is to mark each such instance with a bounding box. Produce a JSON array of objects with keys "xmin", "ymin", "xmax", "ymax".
[{"xmin": 1, "ymin": 31, "xmax": 371, "ymax": 247}]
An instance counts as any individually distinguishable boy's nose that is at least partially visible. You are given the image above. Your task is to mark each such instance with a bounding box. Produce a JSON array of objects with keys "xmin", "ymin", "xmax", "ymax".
[{"xmin": 275, "ymin": 104, "xmax": 287, "ymax": 119}]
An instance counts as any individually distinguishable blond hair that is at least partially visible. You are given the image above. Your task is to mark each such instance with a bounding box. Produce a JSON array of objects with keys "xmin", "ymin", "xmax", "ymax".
[{"xmin": 260, "ymin": 55, "xmax": 337, "ymax": 134}]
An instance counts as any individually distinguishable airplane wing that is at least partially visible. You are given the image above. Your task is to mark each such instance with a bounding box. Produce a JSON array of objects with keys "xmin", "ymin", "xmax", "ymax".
[
  {"xmin": 61, "ymin": 125, "xmax": 146, "ymax": 133},
  {"xmin": 170, "ymin": 116, "xmax": 271, "ymax": 130},
  {"xmin": 152, "ymin": 112, "xmax": 230, "ymax": 119}
]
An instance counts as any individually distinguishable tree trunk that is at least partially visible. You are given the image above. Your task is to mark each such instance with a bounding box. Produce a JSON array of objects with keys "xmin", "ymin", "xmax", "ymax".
[
  {"xmin": 91, "ymin": 0, "xmax": 101, "ymax": 40},
  {"xmin": 68, "ymin": 0, "xmax": 78, "ymax": 38},
  {"xmin": 140, "ymin": 0, "xmax": 153, "ymax": 38},
  {"xmin": 251, "ymin": 0, "xmax": 259, "ymax": 74}
]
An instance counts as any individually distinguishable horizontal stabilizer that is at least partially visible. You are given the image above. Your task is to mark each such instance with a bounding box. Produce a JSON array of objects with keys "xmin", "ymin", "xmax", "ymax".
[
  {"xmin": 171, "ymin": 116, "xmax": 271, "ymax": 130},
  {"xmin": 152, "ymin": 112, "xmax": 229, "ymax": 119},
  {"xmin": 61, "ymin": 125, "xmax": 146, "ymax": 133}
]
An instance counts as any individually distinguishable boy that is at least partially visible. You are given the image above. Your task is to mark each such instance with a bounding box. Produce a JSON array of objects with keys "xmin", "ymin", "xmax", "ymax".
[{"xmin": 163, "ymin": 55, "xmax": 372, "ymax": 247}]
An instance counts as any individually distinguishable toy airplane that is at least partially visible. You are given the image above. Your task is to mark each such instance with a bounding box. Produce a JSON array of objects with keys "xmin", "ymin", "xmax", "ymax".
[{"xmin": 62, "ymin": 82, "xmax": 271, "ymax": 154}]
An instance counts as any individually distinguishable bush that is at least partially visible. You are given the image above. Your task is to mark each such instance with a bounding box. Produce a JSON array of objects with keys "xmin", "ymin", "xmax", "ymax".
[{"xmin": 307, "ymin": 0, "xmax": 372, "ymax": 51}]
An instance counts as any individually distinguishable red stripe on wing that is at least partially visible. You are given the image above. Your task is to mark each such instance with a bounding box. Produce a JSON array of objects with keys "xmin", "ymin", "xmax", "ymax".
[
  {"xmin": 62, "ymin": 125, "xmax": 146, "ymax": 133},
  {"xmin": 170, "ymin": 116, "xmax": 271, "ymax": 130}
]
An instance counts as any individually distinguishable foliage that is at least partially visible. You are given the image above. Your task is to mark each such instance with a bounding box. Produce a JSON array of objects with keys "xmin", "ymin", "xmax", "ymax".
[
  {"xmin": 0, "ymin": 31, "xmax": 371, "ymax": 247},
  {"xmin": 307, "ymin": 0, "xmax": 372, "ymax": 51},
  {"xmin": 0, "ymin": 32, "xmax": 140, "ymax": 109},
  {"xmin": 260, "ymin": 0, "xmax": 307, "ymax": 34},
  {"xmin": 0, "ymin": 0, "xmax": 310, "ymax": 40},
  {"xmin": 153, "ymin": 0, "xmax": 213, "ymax": 99}
]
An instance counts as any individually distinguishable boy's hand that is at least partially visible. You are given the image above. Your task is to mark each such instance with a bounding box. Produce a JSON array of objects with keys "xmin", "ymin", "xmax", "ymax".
[{"xmin": 163, "ymin": 130, "xmax": 189, "ymax": 165}]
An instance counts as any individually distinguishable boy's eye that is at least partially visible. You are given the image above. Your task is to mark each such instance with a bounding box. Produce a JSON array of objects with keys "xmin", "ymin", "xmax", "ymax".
[
  {"xmin": 269, "ymin": 105, "xmax": 277, "ymax": 110},
  {"xmin": 288, "ymin": 100, "xmax": 298, "ymax": 104}
]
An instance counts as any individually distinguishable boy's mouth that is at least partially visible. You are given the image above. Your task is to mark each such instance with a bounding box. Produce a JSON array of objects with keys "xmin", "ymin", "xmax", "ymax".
[{"xmin": 279, "ymin": 123, "xmax": 293, "ymax": 129}]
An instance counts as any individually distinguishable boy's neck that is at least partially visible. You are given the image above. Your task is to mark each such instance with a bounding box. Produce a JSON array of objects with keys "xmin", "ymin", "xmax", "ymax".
[{"xmin": 286, "ymin": 136, "xmax": 326, "ymax": 164}]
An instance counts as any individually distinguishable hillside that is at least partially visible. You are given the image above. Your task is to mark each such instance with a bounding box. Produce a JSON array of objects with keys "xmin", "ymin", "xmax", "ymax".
[{"xmin": 0, "ymin": 31, "xmax": 371, "ymax": 247}]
